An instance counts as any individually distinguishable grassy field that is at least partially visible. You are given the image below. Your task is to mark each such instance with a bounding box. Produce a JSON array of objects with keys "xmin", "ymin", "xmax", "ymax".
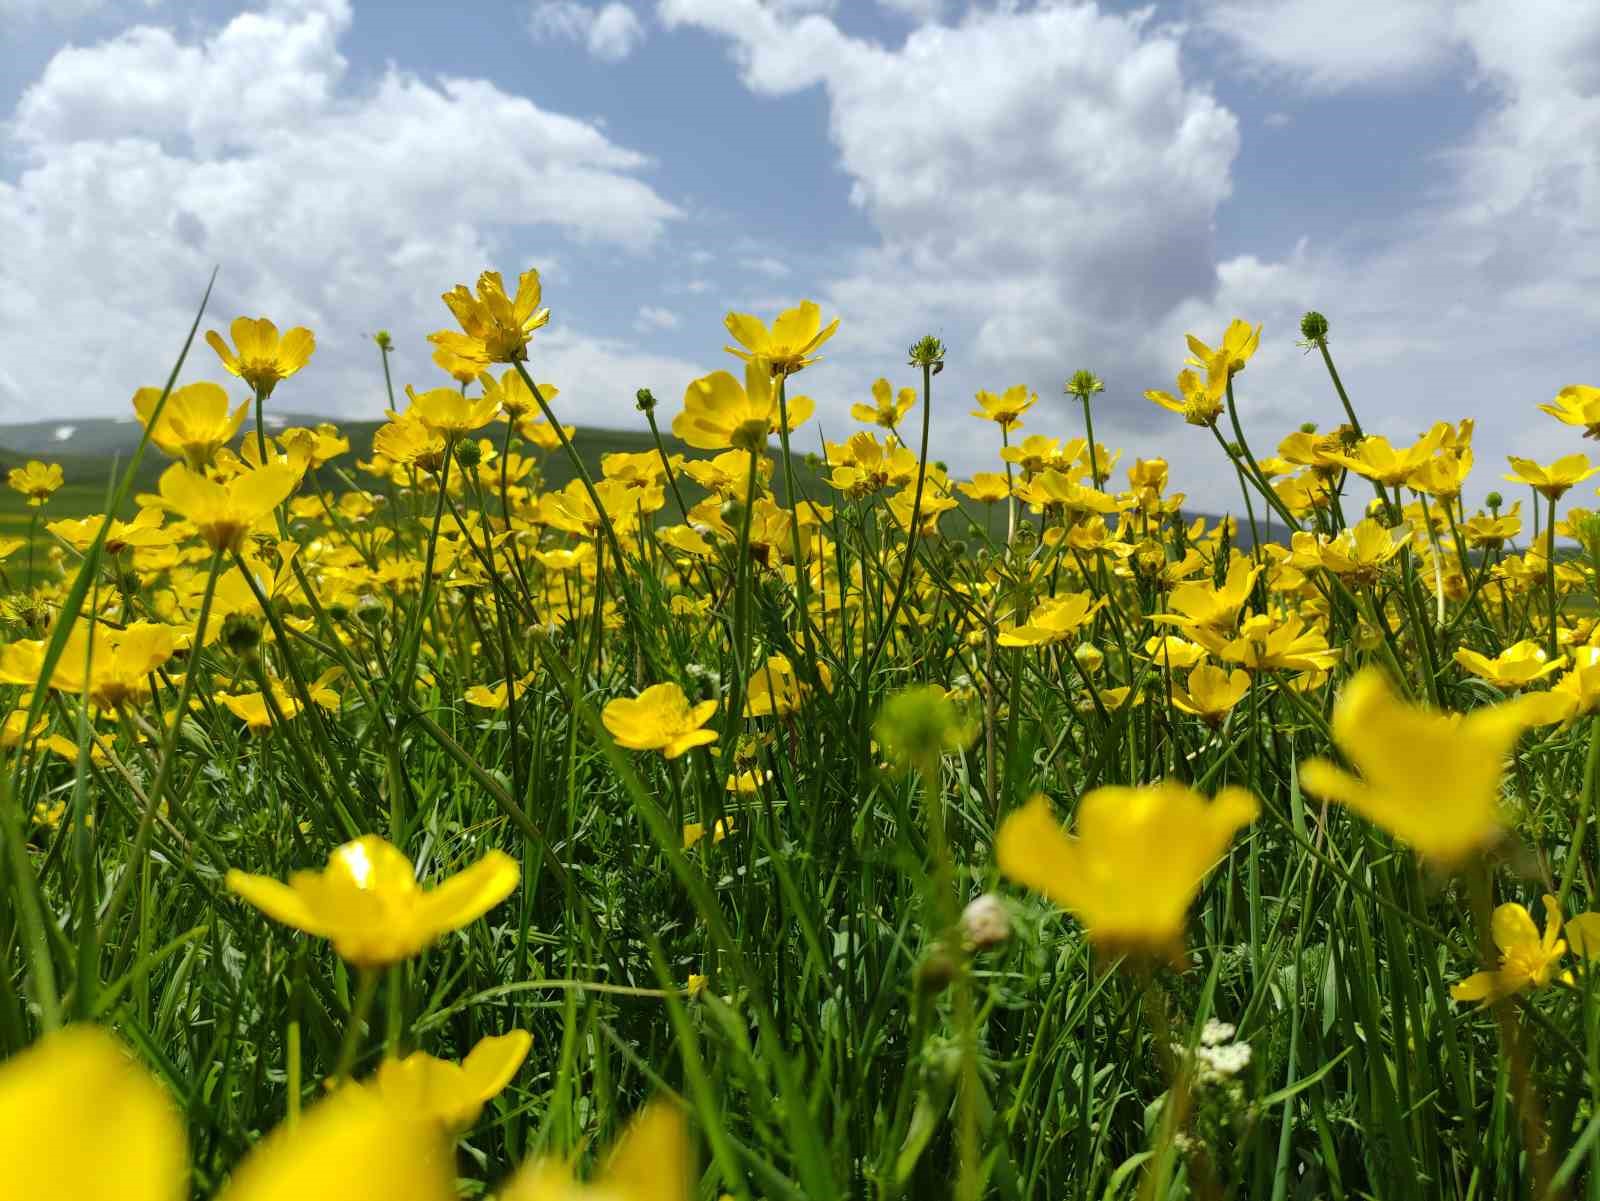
[{"xmin": 4, "ymin": 305, "xmax": 1600, "ymax": 1201}]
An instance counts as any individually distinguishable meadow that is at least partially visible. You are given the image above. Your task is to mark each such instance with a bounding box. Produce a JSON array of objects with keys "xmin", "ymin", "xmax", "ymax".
[{"xmin": 3, "ymin": 272, "xmax": 1600, "ymax": 1201}]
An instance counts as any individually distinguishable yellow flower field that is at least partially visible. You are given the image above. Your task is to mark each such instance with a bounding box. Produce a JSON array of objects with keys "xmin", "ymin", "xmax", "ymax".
[{"xmin": 4, "ymin": 274, "xmax": 1600, "ymax": 1199}]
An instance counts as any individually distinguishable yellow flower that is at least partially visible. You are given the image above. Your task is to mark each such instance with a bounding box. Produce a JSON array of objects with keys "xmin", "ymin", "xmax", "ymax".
[
  {"xmin": 1503, "ymin": 453, "xmax": 1598, "ymax": 501},
  {"xmin": 851, "ymin": 377, "xmax": 916, "ymax": 428},
  {"xmin": 464, "ymin": 673, "xmax": 536, "ymax": 710},
  {"xmin": 372, "ymin": 412, "xmax": 449, "ymax": 474},
  {"xmin": 226, "ymin": 835, "xmax": 519, "ymax": 967},
  {"xmin": 1157, "ymin": 559, "xmax": 1260, "ymax": 637},
  {"xmin": 1185, "ymin": 318, "xmax": 1261, "ymax": 384},
  {"xmin": 367, "ymin": 1031, "xmax": 531, "ymax": 1133},
  {"xmin": 1299, "ymin": 669, "xmax": 1544, "ymax": 867},
  {"xmin": 502, "ymin": 1102, "xmax": 690, "ymax": 1201},
  {"xmin": 405, "ymin": 385, "xmax": 500, "ymax": 437},
  {"xmin": 1329, "ymin": 431, "xmax": 1444, "ymax": 487},
  {"xmin": 0, "ymin": 1025, "xmax": 188, "ymax": 1201},
  {"xmin": 433, "ymin": 268, "xmax": 550, "ymax": 365},
  {"xmin": 0, "ymin": 620, "xmax": 177, "ymax": 710},
  {"xmin": 958, "ymin": 472, "xmax": 1012, "ymax": 503},
  {"xmin": 744, "ymin": 654, "xmax": 831, "ymax": 718},
  {"xmin": 1145, "ymin": 368, "xmax": 1224, "ymax": 427},
  {"xmin": 1169, "ymin": 664, "xmax": 1250, "ymax": 726},
  {"xmin": 132, "ymin": 382, "xmax": 250, "ymax": 468},
  {"xmin": 1451, "ymin": 895, "xmax": 1572, "ymax": 1004},
  {"xmin": 156, "ymin": 462, "xmax": 298, "ymax": 552},
  {"xmin": 602, "ymin": 683, "xmax": 719, "ymax": 758},
  {"xmin": 997, "ymin": 592, "xmax": 1106, "ymax": 648},
  {"xmin": 1209, "ymin": 613, "xmax": 1340, "ymax": 673},
  {"xmin": 1537, "ymin": 383, "xmax": 1600, "ymax": 439},
  {"xmin": 682, "ymin": 817, "xmax": 736, "ymax": 849},
  {"xmin": 217, "ymin": 1086, "xmax": 453, "ymax": 1201},
  {"xmin": 205, "ymin": 316, "xmax": 315, "ymax": 397},
  {"xmin": 673, "ymin": 359, "xmax": 815, "ymax": 452},
  {"xmin": 1454, "ymin": 640, "xmax": 1564, "ymax": 689},
  {"xmin": 724, "ymin": 300, "xmax": 839, "ymax": 376},
  {"xmin": 996, "ymin": 783, "xmax": 1258, "ymax": 961},
  {"xmin": 970, "ymin": 385, "xmax": 1036, "ymax": 432},
  {"xmin": 7, "ymin": 460, "xmax": 63, "ymax": 506}
]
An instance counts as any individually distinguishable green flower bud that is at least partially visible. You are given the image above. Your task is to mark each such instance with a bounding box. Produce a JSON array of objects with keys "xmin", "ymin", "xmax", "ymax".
[
  {"xmin": 908, "ymin": 335, "xmax": 947, "ymax": 374},
  {"xmin": 1299, "ymin": 311, "xmax": 1329, "ymax": 344},
  {"xmin": 1066, "ymin": 369, "xmax": 1105, "ymax": 401},
  {"xmin": 635, "ymin": 387, "xmax": 657, "ymax": 413}
]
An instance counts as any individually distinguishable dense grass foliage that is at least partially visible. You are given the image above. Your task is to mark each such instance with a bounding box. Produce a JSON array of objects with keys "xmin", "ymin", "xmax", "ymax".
[{"xmin": 3, "ymin": 283, "xmax": 1600, "ymax": 1201}]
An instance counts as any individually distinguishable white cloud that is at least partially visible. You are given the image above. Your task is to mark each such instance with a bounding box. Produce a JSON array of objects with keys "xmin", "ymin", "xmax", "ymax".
[
  {"xmin": 528, "ymin": 1, "xmax": 647, "ymax": 63},
  {"xmin": 0, "ymin": 0, "xmax": 686, "ymax": 428},
  {"xmin": 635, "ymin": 304, "xmax": 681, "ymax": 331},
  {"xmin": 0, "ymin": 0, "xmax": 160, "ymax": 20}
]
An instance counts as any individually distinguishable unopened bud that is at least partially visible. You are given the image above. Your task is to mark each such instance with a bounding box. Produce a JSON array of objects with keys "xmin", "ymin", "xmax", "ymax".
[
  {"xmin": 1299, "ymin": 311, "xmax": 1329, "ymax": 343},
  {"xmin": 635, "ymin": 387, "xmax": 657, "ymax": 413},
  {"xmin": 960, "ymin": 893, "xmax": 1012, "ymax": 951}
]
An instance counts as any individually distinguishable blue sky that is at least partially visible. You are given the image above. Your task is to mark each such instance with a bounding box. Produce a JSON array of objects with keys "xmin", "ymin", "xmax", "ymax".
[{"xmin": 1, "ymin": 0, "xmax": 1595, "ymax": 508}]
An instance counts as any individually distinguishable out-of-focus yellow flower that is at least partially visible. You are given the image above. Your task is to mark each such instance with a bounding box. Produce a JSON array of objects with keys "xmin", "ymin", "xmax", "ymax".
[
  {"xmin": 1169, "ymin": 663, "xmax": 1250, "ymax": 726},
  {"xmin": 971, "ymin": 385, "xmax": 1036, "ymax": 432},
  {"xmin": 1538, "ymin": 383, "xmax": 1600, "ymax": 439},
  {"xmin": 0, "ymin": 1024, "xmax": 188, "ymax": 1201},
  {"xmin": 602, "ymin": 683, "xmax": 719, "ymax": 758},
  {"xmin": 433, "ymin": 269, "xmax": 550, "ymax": 365},
  {"xmin": 464, "ymin": 673, "xmax": 535, "ymax": 710},
  {"xmin": 156, "ymin": 462, "xmax": 298, "ymax": 552},
  {"xmin": 1300, "ymin": 668, "xmax": 1544, "ymax": 868},
  {"xmin": 1454, "ymin": 640, "xmax": 1564, "ymax": 689},
  {"xmin": 1452, "ymin": 895, "xmax": 1573, "ymax": 1004},
  {"xmin": 724, "ymin": 300, "xmax": 839, "ymax": 376},
  {"xmin": 996, "ymin": 782, "xmax": 1258, "ymax": 962},
  {"xmin": 205, "ymin": 316, "xmax": 315, "ymax": 398},
  {"xmin": 673, "ymin": 359, "xmax": 814, "ymax": 452},
  {"xmin": 220, "ymin": 686, "xmax": 301, "ymax": 734},
  {"xmin": 0, "ymin": 620, "xmax": 177, "ymax": 710},
  {"xmin": 6, "ymin": 460, "xmax": 63, "ymax": 506},
  {"xmin": 682, "ymin": 817, "xmax": 736, "ymax": 849},
  {"xmin": 744, "ymin": 654, "xmax": 831, "ymax": 718},
  {"xmin": 725, "ymin": 768, "xmax": 772, "ymax": 793},
  {"xmin": 1143, "ymin": 635, "xmax": 1209, "ymax": 671},
  {"xmin": 1503, "ymin": 453, "xmax": 1598, "ymax": 500},
  {"xmin": 132, "ymin": 382, "xmax": 250, "ymax": 468},
  {"xmin": 226, "ymin": 835, "xmax": 519, "ymax": 967},
  {"xmin": 851, "ymin": 377, "xmax": 916, "ymax": 429},
  {"xmin": 997, "ymin": 592, "xmax": 1105, "ymax": 648},
  {"xmin": 367, "ymin": 1031, "xmax": 531, "ymax": 1133},
  {"xmin": 217, "ymin": 1086, "xmax": 453, "ymax": 1201},
  {"xmin": 405, "ymin": 386, "xmax": 500, "ymax": 437},
  {"xmin": 1145, "ymin": 368, "xmax": 1224, "ymax": 427},
  {"xmin": 502, "ymin": 1102, "xmax": 690, "ymax": 1201}
]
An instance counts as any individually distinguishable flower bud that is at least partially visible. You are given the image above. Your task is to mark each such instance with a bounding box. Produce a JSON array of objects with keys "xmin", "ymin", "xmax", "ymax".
[
  {"xmin": 454, "ymin": 440, "xmax": 483, "ymax": 470},
  {"xmin": 222, "ymin": 613, "xmax": 262, "ymax": 656},
  {"xmin": 635, "ymin": 387, "xmax": 657, "ymax": 413},
  {"xmin": 907, "ymin": 335, "xmax": 947, "ymax": 373},
  {"xmin": 1065, "ymin": 369, "xmax": 1105, "ymax": 401},
  {"xmin": 960, "ymin": 893, "xmax": 1012, "ymax": 951},
  {"xmin": 1299, "ymin": 311, "xmax": 1329, "ymax": 344}
]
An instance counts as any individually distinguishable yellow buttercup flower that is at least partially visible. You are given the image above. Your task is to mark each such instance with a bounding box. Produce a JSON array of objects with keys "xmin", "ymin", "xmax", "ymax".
[
  {"xmin": 1169, "ymin": 663, "xmax": 1250, "ymax": 726},
  {"xmin": 996, "ymin": 782, "xmax": 1259, "ymax": 962},
  {"xmin": 958, "ymin": 472, "xmax": 1012, "ymax": 503},
  {"xmin": 971, "ymin": 385, "xmax": 1036, "ymax": 432},
  {"xmin": 1300, "ymin": 669, "xmax": 1544, "ymax": 867},
  {"xmin": 1503, "ymin": 453, "xmax": 1598, "ymax": 501},
  {"xmin": 1185, "ymin": 318, "xmax": 1260, "ymax": 384},
  {"xmin": 6, "ymin": 459, "xmax": 63, "ymax": 506},
  {"xmin": 226, "ymin": 835, "xmax": 519, "ymax": 967},
  {"xmin": 132, "ymin": 382, "xmax": 250, "ymax": 468},
  {"xmin": 502, "ymin": 1102, "xmax": 690, "ymax": 1201},
  {"xmin": 724, "ymin": 300, "xmax": 839, "ymax": 376},
  {"xmin": 366, "ymin": 1031, "xmax": 531, "ymax": 1133},
  {"xmin": 372, "ymin": 412, "xmax": 448, "ymax": 474},
  {"xmin": 997, "ymin": 592, "xmax": 1106, "ymax": 648},
  {"xmin": 205, "ymin": 316, "xmax": 315, "ymax": 397},
  {"xmin": 1454, "ymin": 640, "xmax": 1564, "ymax": 690},
  {"xmin": 1329, "ymin": 431, "xmax": 1444, "ymax": 487},
  {"xmin": 744, "ymin": 654, "xmax": 831, "ymax": 718},
  {"xmin": 683, "ymin": 817, "xmax": 736, "ymax": 849},
  {"xmin": 433, "ymin": 268, "xmax": 550, "ymax": 365},
  {"xmin": 464, "ymin": 673, "xmax": 536, "ymax": 710},
  {"xmin": 602, "ymin": 682, "xmax": 719, "ymax": 758},
  {"xmin": 0, "ymin": 620, "xmax": 178, "ymax": 710},
  {"xmin": 851, "ymin": 377, "xmax": 916, "ymax": 429},
  {"xmin": 405, "ymin": 385, "xmax": 500, "ymax": 438},
  {"xmin": 0, "ymin": 1025, "xmax": 188, "ymax": 1201},
  {"xmin": 673, "ymin": 358, "xmax": 815, "ymax": 452},
  {"xmin": 1537, "ymin": 383, "xmax": 1600, "ymax": 439},
  {"xmin": 1145, "ymin": 368, "xmax": 1225, "ymax": 427},
  {"xmin": 1451, "ymin": 895, "xmax": 1573, "ymax": 1005},
  {"xmin": 156, "ymin": 462, "xmax": 298, "ymax": 552}
]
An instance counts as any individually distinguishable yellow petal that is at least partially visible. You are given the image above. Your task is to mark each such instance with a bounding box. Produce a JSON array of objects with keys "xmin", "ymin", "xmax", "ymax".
[
  {"xmin": 598, "ymin": 1103, "xmax": 692, "ymax": 1201},
  {"xmin": 0, "ymin": 1026, "xmax": 188, "ymax": 1201},
  {"xmin": 1565, "ymin": 912, "xmax": 1600, "ymax": 959},
  {"xmin": 227, "ymin": 869, "xmax": 328, "ymax": 936},
  {"xmin": 417, "ymin": 849, "xmax": 520, "ymax": 937},
  {"xmin": 995, "ymin": 795, "xmax": 1077, "ymax": 912}
]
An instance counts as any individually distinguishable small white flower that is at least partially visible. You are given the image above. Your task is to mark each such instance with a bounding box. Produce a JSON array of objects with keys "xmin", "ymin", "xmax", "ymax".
[{"xmin": 1200, "ymin": 1019, "xmax": 1237, "ymax": 1046}]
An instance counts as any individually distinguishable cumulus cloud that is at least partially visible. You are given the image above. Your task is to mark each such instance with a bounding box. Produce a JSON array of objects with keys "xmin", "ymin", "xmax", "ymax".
[
  {"xmin": 635, "ymin": 304, "xmax": 681, "ymax": 331},
  {"xmin": 0, "ymin": 0, "xmax": 690, "ymax": 427},
  {"xmin": 528, "ymin": 1, "xmax": 647, "ymax": 63}
]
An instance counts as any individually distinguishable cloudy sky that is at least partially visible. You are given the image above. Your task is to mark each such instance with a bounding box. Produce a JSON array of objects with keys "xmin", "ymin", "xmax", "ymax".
[{"xmin": 2, "ymin": 0, "xmax": 1596, "ymax": 508}]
